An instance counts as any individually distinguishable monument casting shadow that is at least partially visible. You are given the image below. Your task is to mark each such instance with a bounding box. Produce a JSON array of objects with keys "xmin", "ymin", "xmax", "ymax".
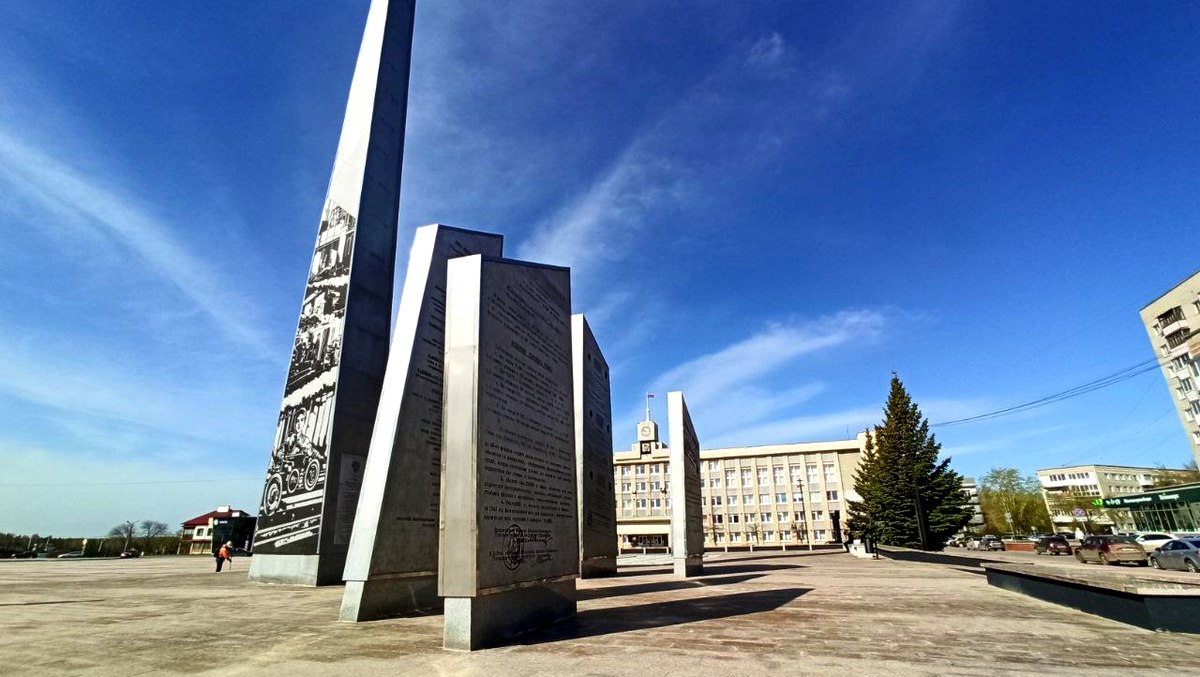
[
  {"xmin": 519, "ymin": 587, "xmax": 810, "ymax": 644},
  {"xmin": 576, "ymin": 574, "xmax": 765, "ymax": 601}
]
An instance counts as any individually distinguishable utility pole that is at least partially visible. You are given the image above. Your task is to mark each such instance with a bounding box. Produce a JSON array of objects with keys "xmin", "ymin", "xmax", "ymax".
[{"xmin": 123, "ymin": 521, "xmax": 132, "ymax": 552}]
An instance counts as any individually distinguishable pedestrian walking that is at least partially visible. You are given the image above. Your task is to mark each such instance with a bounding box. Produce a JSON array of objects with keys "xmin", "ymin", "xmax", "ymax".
[{"xmin": 215, "ymin": 541, "xmax": 232, "ymax": 572}]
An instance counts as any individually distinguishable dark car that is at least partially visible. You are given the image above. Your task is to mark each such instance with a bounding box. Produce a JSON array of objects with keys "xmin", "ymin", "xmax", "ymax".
[
  {"xmin": 9, "ymin": 551, "xmax": 38, "ymax": 559},
  {"xmin": 978, "ymin": 535, "xmax": 1005, "ymax": 551},
  {"xmin": 1075, "ymin": 535, "xmax": 1147, "ymax": 566},
  {"xmin": 119, "ymin": 549, "xmax": 141, "ymax": 559},
  {"xmin": 1034, "ymin": 535, "xmax": 1072, "ymax": 556}
]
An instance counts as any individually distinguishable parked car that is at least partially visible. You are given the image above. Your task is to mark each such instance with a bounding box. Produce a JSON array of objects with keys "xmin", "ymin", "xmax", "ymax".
[
  {"xmin": 1148, "ymin": 539, "xmax": 1200, "ymax": 572},
  {"xmin": 1034, "ymin": 535, "xmax": 1072, "ymax": 556},
  {"xmin": 978, "ymin": 535, "xmax": 1005, "ymax": 551},
  {"xmin": 1025, "ymin": 533, "xmax": 1052, "ymax": 542},
  {"xmin": 10, "ymin": 551, "xmax": 38, "ymax": 559},
  {"xmin": 119, "ymin": 549, "xmax": 141, "ymax": 559},
  {"xmin": 1075, "ymin": 535, "xmax": 1147, "ymax": 566},
  {"xmin": 56, "ymin": 551, "xmax": 84, "ymax": 559},
  {"xmin": 964, "ymin": 536, "xmax": 983, "ymax": 550},
  {"xmin": 1135, "ymin": 532, "xmax": 1176, "ymax": 552}
]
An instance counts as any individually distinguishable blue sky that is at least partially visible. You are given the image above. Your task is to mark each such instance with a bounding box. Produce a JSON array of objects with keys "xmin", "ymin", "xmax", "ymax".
[{"xmin": 2, "ymin": 1, "xmax": 1198, "ymax": 536}]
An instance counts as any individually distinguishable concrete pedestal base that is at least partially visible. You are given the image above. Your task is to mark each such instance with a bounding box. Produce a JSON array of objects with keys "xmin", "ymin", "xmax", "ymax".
[
  {"xmin": 443, "ymin": 580, "xmax": 576, "ymax": 650},
  {"xmin": 580, "ymin": 557, "xmax": 617, "ymax": 579},
  {"xmin": 248, "ymin": 553, "xmax": 346, "ymax": 586},
  {"xmin": 339, "ymin": 574, "xmax": 439, "ymax": 621},
  {"xmin": 674, "ymin": 555, "xmax": 703, "ymax": 578}
]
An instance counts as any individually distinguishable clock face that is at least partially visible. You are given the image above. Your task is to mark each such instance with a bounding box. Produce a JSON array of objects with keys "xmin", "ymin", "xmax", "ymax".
[{"xmin": 639, "ymin": 424, "xmax": 652, "ymax": 437}]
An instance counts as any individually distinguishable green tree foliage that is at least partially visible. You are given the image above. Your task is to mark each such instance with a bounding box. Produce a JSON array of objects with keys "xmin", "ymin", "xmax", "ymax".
[
  {"xmin": 848, "ymin": 375, "xmax": 972, "ymax": 549},
  {"xmin": 1150, "ymin": 460, "xmax": 1200, "ymax": 488},
  {"xmin": 978, "ymin": 467, "xmax": 1051, "ymax": 536}
]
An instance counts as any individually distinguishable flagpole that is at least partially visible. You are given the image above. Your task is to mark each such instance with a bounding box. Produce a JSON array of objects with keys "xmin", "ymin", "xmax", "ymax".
[{"xmin": 645, "ymin": 392, "xmax": 653, "ymax": 422}]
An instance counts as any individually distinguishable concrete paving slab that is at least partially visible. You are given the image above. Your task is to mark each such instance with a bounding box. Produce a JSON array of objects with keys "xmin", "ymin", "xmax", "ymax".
[{"xmin": 2, "ymin": 551, "xmax": 1198, "ymax": 676}]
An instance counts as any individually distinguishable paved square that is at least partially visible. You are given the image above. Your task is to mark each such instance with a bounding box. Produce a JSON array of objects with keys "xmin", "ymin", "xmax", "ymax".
[{"xmin": 2, "ymin": 550, "xmax": 1196, "ymax": 675}]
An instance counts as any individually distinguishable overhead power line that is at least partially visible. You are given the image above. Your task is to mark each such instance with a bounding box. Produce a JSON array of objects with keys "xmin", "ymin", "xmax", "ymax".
[{"xmin": 931, "ymin": 357, "xmax": 1166, "ymax": 428}]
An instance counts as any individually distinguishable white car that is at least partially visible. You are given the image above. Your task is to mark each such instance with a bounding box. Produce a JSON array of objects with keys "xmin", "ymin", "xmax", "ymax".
[{"xmin": 1135, "ymin": 532, "xmax": 1176, "ymax": 552}]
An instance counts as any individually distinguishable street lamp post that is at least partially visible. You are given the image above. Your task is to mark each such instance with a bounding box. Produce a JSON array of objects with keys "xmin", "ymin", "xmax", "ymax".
[{"xmin": 795, "ymin": 478, "xmax": 813, "ymax": 551}]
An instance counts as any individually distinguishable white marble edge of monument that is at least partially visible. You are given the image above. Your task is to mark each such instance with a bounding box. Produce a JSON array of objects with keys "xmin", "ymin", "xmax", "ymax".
[{"xmin": 438, "ymin": 254, "xmax": 485, "ymax": 598}]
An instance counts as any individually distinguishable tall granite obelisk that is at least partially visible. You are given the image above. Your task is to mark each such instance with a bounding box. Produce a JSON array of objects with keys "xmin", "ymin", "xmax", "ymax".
[
  {"xmin": 668, "ymin": 391, "xmax": 704, "ymax": 577},
  {"xmin": 250, "ymin": 0, "xmax": 417, "ymax": 586}
]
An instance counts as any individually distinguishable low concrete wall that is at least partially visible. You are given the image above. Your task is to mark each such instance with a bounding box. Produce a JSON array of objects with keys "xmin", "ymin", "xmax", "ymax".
[{"xmin": 983, "ymin": 563, "xmax": 1200, "ymax": 633}]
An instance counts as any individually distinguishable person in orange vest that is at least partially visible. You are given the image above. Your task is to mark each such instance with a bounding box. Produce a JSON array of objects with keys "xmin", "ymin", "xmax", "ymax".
[{"xmin": 215, "ymin": 541, "xmax": 232, "ymax": 572}]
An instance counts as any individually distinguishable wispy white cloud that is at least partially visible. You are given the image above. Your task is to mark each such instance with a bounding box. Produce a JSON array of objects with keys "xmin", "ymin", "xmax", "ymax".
[
  {"xmin": 624, "ymin": 309, "xmax": 888, "ymax": 444},
  {"xmin": 0, "ymin": 129, "xmax": 271, "ymax": 355},
  {"xmin": 707, "ymin": 407, "xmax": 882, "ymax": 449}
]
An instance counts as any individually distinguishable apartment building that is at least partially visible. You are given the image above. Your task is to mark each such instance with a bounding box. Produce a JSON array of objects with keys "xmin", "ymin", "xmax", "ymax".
[
  {"xmin": 1140, "ymin": 270, "xmax": 1200, "ymax": 466},
  {"xmin": 613, "ymin": 417, "xmax": 865, "ymax": 550}
]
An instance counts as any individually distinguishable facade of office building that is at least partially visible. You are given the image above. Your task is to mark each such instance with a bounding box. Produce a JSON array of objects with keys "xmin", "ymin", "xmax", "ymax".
[
  {"xmin": 613, "ymin": 419, "xmax": 866, "ymax": 550},
  {"xmin": 1037, "ymin": 464, "xmax": 1197, "ymax": 533},
  {"xmin": 1140, "ymin": 270, "xmax": 1200, "ymax": 466}
]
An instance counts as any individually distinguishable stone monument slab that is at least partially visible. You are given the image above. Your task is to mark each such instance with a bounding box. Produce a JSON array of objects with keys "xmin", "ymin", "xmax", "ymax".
[
  {"xmin": 340, "ymin": 225, "xmax": 503, "ymax": 621},
  {"xmin": 439, "ymin": 255, "xmax": 578, "ymax": 650},
  {"xmin": 668, "ymin": 391, "xmax": 703, "ymax": 577},
  {"xmin": 250, "ymin": 0, "xmax": 416, "ymax": 586},
  {"xmin": 572, "ymin": 314, "xmax": 617, "ymax": 578}
]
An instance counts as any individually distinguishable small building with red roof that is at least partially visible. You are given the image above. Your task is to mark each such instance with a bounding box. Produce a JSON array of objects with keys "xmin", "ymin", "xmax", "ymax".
[{"xmin": 179, "ymin": 505, "xmax": 257, "ymax": 555}]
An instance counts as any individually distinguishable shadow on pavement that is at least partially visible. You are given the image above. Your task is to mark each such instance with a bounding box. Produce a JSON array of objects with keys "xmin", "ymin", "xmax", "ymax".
[
  {"xmin": 577, "ymin": 574, "xmax": 765, "ymax": 601},
  {"xmin": 521, "ymin": 587, "xmax": 810, "ymax": 644},
  {"xmin": 700, "ymin": 562, "xmax": 804, "ymax": 575},
  {"xmin": 612, "ymin": 566, "xmax": 673, "ymax": 578}
]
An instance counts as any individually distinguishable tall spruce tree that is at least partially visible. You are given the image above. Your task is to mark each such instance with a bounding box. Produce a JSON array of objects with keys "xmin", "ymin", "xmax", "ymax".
[{"xmin": 848, "ymin": 374, "xmax": 971, "ymax": 549}]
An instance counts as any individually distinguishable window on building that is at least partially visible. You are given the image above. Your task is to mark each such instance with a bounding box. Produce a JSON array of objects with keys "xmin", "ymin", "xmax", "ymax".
[
  {"xmin": 636, "ymin": 481, "xmax": 646, "ymax": 491},
  {"xmin": 760, "ymin": 512, "xmax": 772, "ymax": 523},
  {"xmin": 620, "ymin": 466, "xmax": 630, "ymax": 476},
  {"xmin": 778, "ymin": 511, "xmax": 789, "ymax": 522},
  {"xmin": 806, "ymin": 464, "xmax": 819, "ymax": 483},
  {"xmin": 757, "ymin": 468, "xmax": 769, "ymax": 485},
  {"xmin": 714, "ymin": 514, "xmax": 724, "ymax": 524},
  {"xmin": 741, "ymin": 469, "xmax": 752, "ymax": 485},
  {"xmin": 725, "ymin": 469, "xmax": 736, "ymax": 486},
  {"xmin": 789, "ymin": 466, "xmax": 802, "ymax": 485},
  {"xmin": 620, "ymin": 482, "xmax": 630, "ymax": 492},
  {"xmin": 650, "ymin": 498, "xmax": 662, "ymax": 508},
  {"xmin": 775, "ymin": 492, "xmax": 787, "ymax": 503},
  {"xmin": 814, "ymin": 529, "xmax": 827, "ymax": 541},
  {"xmin": 709, "ymin": 477, "xmax": 721, "ymax": 488},
  {"xmin": 716, "ymin": 533, "xmax": 725, "ymax": 543},
  {"xmin": 650, "ymin": 463, "xmax": 660, "ymax": 475},
  {"xmin": 622, "ymin": 499, "xmax": 631, "ymax": 510},
  {"xmin": 811, "ymin": 510, "xmax": 824, "ymax": 522},
  {"xmin": 731, "ymin": 533, "xmax": 742, "ymax": 543},
  {"xmin": 810, "ymin": 490, "xmax": 823, "ymax": 504},
  {"xmin": 824, "ymin": 463, "xmax": 837, "ymax": 483},
  {"xmin": 759, "ymin": 493, "xmax": 771, "ymax": 505},
  {"xmin": 727, "ymin": 494, "xmax": 737, "ymax": 506},
  {"xmin": 636, "ymin": 499, "xmax": 647, "ymax": 508},
  {"xmin": 792, "ymin": 492, "xmax": 804, "ymax": 503},
  {"xmin": 764, "ymin": 531, "xmax": 776, "ymax": 542},
  {"xmin": 711, "ymin": 496, "xmax": 722, "ymax": 506},
  {"xmin": 730, "ymin": 514, "xmax": 741, "ymax": 523},
  {"xmin": 708, "ymin": 460, "xmax": 720, "ymax": 471},
  {"xmin": 1191, "ymin": 400, "xmax": 1200, "ymax": 416},
  {"xmin": 636, "ymin": 464, "xmax": 646, "ymax": 476},
  {"xmin": 826, "ymin": 490, "xmax": 839, "ymax": 501},
  {"xmin": 781, "ymin": 531, "xmax": 792, "ymax": 542},
  {"xmin": 772, "ymin": 467, "xmax": 785, "ymax": 485},
  {"xmin": 745, "ymin": 513, "xmax": 757, "ymax": 523}
]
